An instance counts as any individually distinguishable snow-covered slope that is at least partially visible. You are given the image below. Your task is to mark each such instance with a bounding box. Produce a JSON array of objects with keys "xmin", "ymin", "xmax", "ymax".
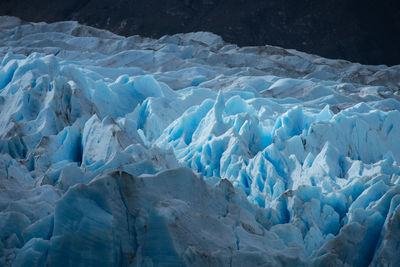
[{"xmin": 1, "ymin": 17, "xmax": 400, "ymax": 266}]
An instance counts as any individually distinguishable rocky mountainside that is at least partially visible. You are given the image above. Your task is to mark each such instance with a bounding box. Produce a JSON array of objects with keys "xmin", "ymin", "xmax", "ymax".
[{"xmin": 1, "ymin": 0, "xmax": 400, "ymax": 66}]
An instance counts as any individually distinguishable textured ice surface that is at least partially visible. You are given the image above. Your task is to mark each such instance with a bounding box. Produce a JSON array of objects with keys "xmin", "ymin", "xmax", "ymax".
[{"xmin": 1, "ymin": 17, "xmax": 400, "ymax": 266}]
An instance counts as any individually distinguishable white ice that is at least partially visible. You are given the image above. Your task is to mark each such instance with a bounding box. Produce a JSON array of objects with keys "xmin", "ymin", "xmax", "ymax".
[{"xmin": 1, "ymin": 17, "xmax": 400, "ymax": 266}]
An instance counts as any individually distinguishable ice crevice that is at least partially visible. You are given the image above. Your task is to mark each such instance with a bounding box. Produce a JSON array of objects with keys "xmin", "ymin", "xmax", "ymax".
[{"xmin": 1, "ymin": 17, "xmax": 400, "ymax": 266}]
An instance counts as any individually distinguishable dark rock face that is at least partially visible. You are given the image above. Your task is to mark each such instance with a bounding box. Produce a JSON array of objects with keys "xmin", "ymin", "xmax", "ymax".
[{"xmin": 1, "ymin": 0, "xmax": 400, "ymax": 66}]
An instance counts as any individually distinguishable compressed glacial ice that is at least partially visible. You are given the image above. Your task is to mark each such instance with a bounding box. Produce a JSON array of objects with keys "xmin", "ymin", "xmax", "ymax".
[{"xmin": 1, "ymin": 16, "xmax": 400, "ymax": 266}]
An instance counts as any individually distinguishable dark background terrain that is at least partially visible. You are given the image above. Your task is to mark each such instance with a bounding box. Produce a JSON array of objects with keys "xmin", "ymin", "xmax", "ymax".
[{"xmin": 1, "ymin": 0, "xmax": 400, "ymax": 66}]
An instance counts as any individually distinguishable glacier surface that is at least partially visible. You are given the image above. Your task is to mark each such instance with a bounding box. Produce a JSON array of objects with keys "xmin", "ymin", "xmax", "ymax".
[{"xmin": 1, "ymin": 16, "xmax": 400, "ymax": 266}]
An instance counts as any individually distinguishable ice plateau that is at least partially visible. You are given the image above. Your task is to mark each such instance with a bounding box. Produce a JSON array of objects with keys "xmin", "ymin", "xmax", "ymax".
[{"xmin": 1, "ymin": 16, "xmax": 400, "ymax": 266}]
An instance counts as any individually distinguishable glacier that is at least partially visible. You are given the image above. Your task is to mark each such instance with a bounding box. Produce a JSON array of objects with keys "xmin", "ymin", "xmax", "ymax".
[{"xmin": 1, "ymin": 16, "xmax": 400, "ymax": 266}]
